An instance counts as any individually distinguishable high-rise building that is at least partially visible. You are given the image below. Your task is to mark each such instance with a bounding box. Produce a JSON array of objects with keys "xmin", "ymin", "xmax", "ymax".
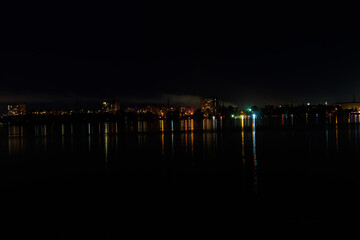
[
  {"xmin": 200, "ymin": 97, "xmax": 218, "ymax": 117},
  {"xmin": 8, "ymin": 104, "xmax": 26, "ymax": 116}
]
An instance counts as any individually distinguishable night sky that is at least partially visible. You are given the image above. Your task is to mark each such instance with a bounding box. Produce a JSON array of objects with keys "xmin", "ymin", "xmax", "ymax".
[{"xmin": 1, "ymin": 2, "xmax": 360, "ymax": 110}]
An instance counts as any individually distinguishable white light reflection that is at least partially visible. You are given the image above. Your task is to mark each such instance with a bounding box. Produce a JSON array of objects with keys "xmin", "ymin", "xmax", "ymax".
[{"xmin": 212, "ymin": 117, "xmax": 217, "ymax": 130}]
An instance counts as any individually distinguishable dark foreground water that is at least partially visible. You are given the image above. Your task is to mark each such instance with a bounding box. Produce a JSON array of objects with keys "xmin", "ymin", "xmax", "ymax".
[{"xmin": 1, "ymin": 116, "xmax": 360, "ymax": 237}]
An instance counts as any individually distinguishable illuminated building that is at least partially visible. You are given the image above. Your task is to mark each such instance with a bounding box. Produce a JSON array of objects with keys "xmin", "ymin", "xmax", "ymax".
[
  {"xmin": 102, "ymin": 100, "xmax": 120, "ymax": 114},
  {"xmin": 201, "ymin": 97, "xmax": 218, "ymax": 117},
  {"xmin": 102, "ymin": 101, "xmax": 111, "ymax": 113},
  {"xmin": 334, "ymin": 102, "xmax": 360, "ymax": 112},
  {"xmin": 8, "ymin": 104, "xmax": 26, "ymax": 116},
  {"xmin": 179, "ymin": 106, "xmax": 194, "ymax": 118}
]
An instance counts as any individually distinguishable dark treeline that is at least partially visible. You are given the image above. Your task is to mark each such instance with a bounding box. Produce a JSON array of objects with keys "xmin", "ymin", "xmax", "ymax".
[{"xmin": 259, "ymin": 104, "xmax": 351, "ymax": 117}]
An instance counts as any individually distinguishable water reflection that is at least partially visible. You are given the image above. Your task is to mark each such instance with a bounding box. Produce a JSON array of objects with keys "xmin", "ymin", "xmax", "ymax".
[
  {"xmin": 202, "ymin": 118, "xmax": 218, "ymax": 131},
  {"xmin": 181, "ymin": 120, "xmax": 186, "ymax": 131},
  {"xmin": 8, "ymin": 126, "xmax": 25, "ymax": 157},
  {"xmin": 203, "ymin": 119, "xmax": 208, "ymax": 131},
  {"xmin": 356, "ymin": 116, "xmax": 359, "ymax": 154},
  {"xmin": 160, "ymin": 120, "xmax": 165, "ymax": 160},
  {"xmin": 252, "ymin": 117, "xmax": 258, "ymax": 194},
  {"xmin": 104, "ymin": 122, "xmax": 109, "ymax": 163},
  {"xmin": 17, "ymin": 118, "xmax": 227, "ymax": 135},
  {"xmin": 5, "ymin": 118, "xmax": 360, "ymax": 201},
  {"xmin": 88, "ymin": 123, "xmax": 91, "ymax": 152},
  {"xmin": 35, "ymin": 125, "xmax": 40, "ymax": 137},
  {"xmin": 43, "ymin": 125, "xmax": 47, "ymax": 136},
  {"xmin": 181, "ymin": 120, "xmax": 194, "ymax": 154},
  {"xmin": 8, "ymin": 125, "xmax": 21, "ymax": 137},
  {"xmin": 188, "ymin": 120, "xmax": 194, "ymax": 155},
  {"xmin": 8, "ymin": 136, "xmax": 24, "ymax": 157},
  {"xmin": 115, "ymin": 122, "xmax": 118, "ymax": 134},
  {"xmin": 212, "ymin": 117, "xmax": 217, "ymax": 130},
  {"xmin": 241, "ymin": 116, "xmax": 245, "ymax": 164},
  {"xmin": 138, "ymin": 121, "xmax": 143, "ymax": 133},
  {"xmin": 306, "ymin": 113, "xmax": 309, "ymax": 125},
  {"xmin": 171, "ymin": 121, "xmax": 174, "ymax": 159},
  {"xmin": 42, "ymin": 125, "xmax": 47, "ymax": 150},
  {"xmin": 5, "ymin": 117, "xmax": 360, "ymax": 165},
  {"xmin": 61, "ymin": 124, "xmax": 65, "ymax": 150},
  {"xmin": 326, "ymin": 123, "xmax": 329, "ymax": 156},
  {"xmin": 160, "ymin": 120, "xmax": 165, "ymax": 132},
  {"xmin": 336, "ymin": 115, "xmax": 339, "ymax": 152}
]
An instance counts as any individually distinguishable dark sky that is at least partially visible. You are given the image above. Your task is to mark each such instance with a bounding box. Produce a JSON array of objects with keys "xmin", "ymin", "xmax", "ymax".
[{"xmin": 1, "ymin": 2, "xmax": 360, "ymax": 110}]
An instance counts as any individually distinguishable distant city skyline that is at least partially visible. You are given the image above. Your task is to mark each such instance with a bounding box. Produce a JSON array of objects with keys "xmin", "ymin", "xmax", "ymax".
[{"xmin": 0, "ymin": 89, "xmax": 357, "ymax": 112}]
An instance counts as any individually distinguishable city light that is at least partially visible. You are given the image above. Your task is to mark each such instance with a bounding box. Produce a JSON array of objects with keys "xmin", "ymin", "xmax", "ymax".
[
  {"xmin": 3, "ymin": 97, "xmax": 357, "ymax": 123},
  {"xmin": 7, "ymin": 104, "xmax": 26, "ymax": 116}
]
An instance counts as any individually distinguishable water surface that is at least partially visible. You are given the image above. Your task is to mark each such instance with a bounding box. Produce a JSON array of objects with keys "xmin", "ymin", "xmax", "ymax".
[{"xmin": 1, "ymin": 116, "xmax": 360, "ymax": 234}]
